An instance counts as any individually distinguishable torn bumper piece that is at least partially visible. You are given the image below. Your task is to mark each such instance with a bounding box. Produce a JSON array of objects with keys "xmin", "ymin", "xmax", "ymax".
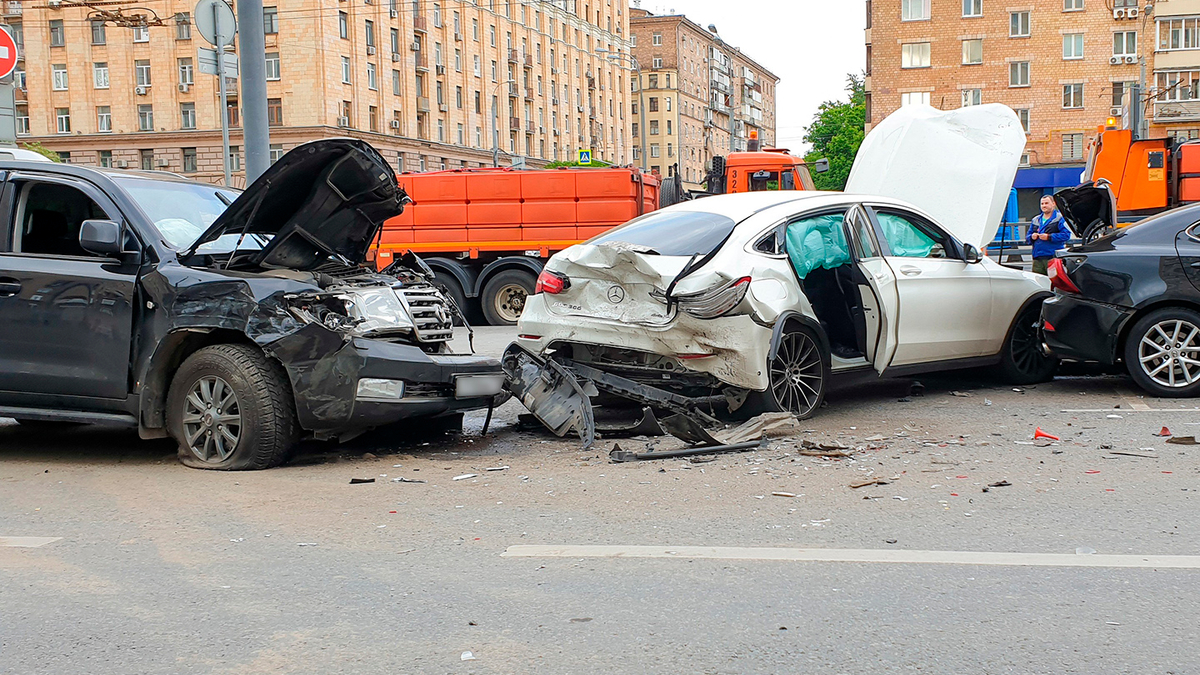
[{"xmin": 501, "ymin": 343, "xmax": 726, "ymax": 449}]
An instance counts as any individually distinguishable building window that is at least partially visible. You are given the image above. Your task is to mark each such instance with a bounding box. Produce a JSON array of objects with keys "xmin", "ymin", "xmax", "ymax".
[
  {"xmin": 457, "ymin": 122, "xmax": 464, "ymax": 144},
  {"xmin": 1064, "ymin": 0, "xmax": 1083, "ymax": 10},
  {"xmin": 12, "ymin": 69, "xmax": 23, "ymax": 90},
  {"xmin": 433, "ymin": 2, "xmax": 441, "ymax": 26},
  {"xmin": 49, "ymin": 19, "xmax": 64, "ymax": 46},
  {"xmin": 369, "ymin": 105, "xmax": 379, "ymax": 132},
  {"xmin": 269, "ymin": 144, "xmax": 284, "ymax": 163},
  {"xmin": 1155, "ymin": 71, "xmax": 1200, "ymax": 102},
  {"xmin": 1113, "ymin": 81, "xmax": 1134, "ymax": 106},
  {"xmin": 339, "ymin": 11, "xmax": 348, "ymax": 39},
  {"xmin": 901, "ymin": 0, "xmax": 930, "ymax": 21},
  {"xmin": 368, "ymin": 62, "xmax": 377, "ymax": 90},
  {"xmin": 181, "ymin": 102, "xmax": 196, "ymax": 129},
  {"xmin": 1159, "ymin": 18, "xmax": 1200, "ymax": 50},
  {"xmin": 178, "ymin": 58, "xmax": 194, "ymax": 86},
  {"xmin": 962, "ymin": 39, "xmax": 983, "ymax": 65},
  {"xmin": 1168, "ymin": 129, "xmax": 1200, "ymax": 141},
  {"xmin": 901, "ymin": 91, "xmax": 930, "ymax": 106},
  {"xmin": 16, "ymin": 105, "xmax": 28, "ymax": 135},
  {"xmin": 1009, "ymin": 61, "xmax": 1030, "ymax": 87},
  {"xmin": 1063, "ymin": 83, "xmax": 1085, "ymax": 108},
  {"xmin": 1015, "ymin": 108, "xmax": 1030, "ymax": 132},
  {"xmin": 268, "ymin": 98, "xmax": 283, "ymax": 126},
  {"xmin": 342, "ymin": 56, "xmax": 351, "ymax": 83},
  {"xmin": 133, "ymin": 25, "xmax": 149, "ymax": 42},
  {"xmin": 392, "ymin": 69, "xmax": 401, "ymax": 95},
  {"xmin": 341, "ymin": 100, "xmax": 352, "ymax": 127},
  {"xmin": 962, "ymin": 0, "xmax": 981, "ymax": 17},
  {"xmin": 96, "ymin": 106, "xmax": 111, "ymax": 132},
  {"xmin": 365, "ymin": 20, "xmax": 375, "ymax": 47},
  {"xmin": 649, "ymin": 97, "xmax": 659, "ymax": 112},
  {"xmin": 176, "ymin": 13, "xmax": 191, "ymax": 40},
  {"xmin": 653, "ymin": 57, "xmax": 663, "ymax": 68},
  {"xmin": 227, "ymin": 98, "xmax": 240, "ymax": 127},
  {"xmin": 263, "ymin": 6, "xmax": 278, "ymax": 34},
  {"xmin": 91, "ymin": 20, "xmax": 106, "ymax": 45},
  {"xmin": 92, "ymin": 62, "xmax": 108, "ymax": 89},
  {"xmin": 51, "ymin": 64, "xmax": 68, "ymax": 90},
  {"xmin": 1113, "ymin": 31, "xmax": 1137, "ymax": 57},
  {"xmin": 1062, "ymin": 33, "xmax": 1084, "ymax": 59},
  {"xmin": 649, "ymin": 119, "xmax": 659, "ymax": 135},
  {"xmin": 1010, "ymin": 11, "xmax": 1030, "ymax": 38},
  {"xmin": 229, "ymin": 146, "xmax": 241, "ymax": 172},
  {"xmin": 265, "ymin": 52, "xmax": 280, "ymax": 80},
  {"xmin": 56, "ymin": 107, "xmax": 70, "ymax": 133},
  {"xmin": 136, "ymin": 59, "xmax": 152, "ymax": 87},
  {"xmin": 652, "ymin": 32, "xmax": 662, "ymax": 45},
  {"xmin": 138, "ymin": 149, "xmax": 152, "ymax": 170},
  {"xmin": 901, "ymin": 42, "xmax": 931, "ymax": 68},
  {"xmin": 650, "ymin": 143, "xmax": 660, "ymax": 158},
  {"xmin": 960, "ymin": 88, "xmax": 982, "ymax": 107},
  {"xmin": 138, "ymin": 104, "xmax": 154, "ymax": 131},
  {"xmin": 99, "ymin": 150, "xmax": 112, "ymax": 167},
  {"xmin": 1062, "ymin": 133, "xmax": 1084, "ymax": 160},
  {"xmin": 183, "ymin": 147, "xmax": 197, "ymax": 173}
]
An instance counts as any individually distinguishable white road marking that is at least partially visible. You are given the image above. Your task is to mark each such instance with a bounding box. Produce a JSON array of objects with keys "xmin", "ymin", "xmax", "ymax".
[
  {"xmin": 0, "ymin": 536, "xmax": 61, "ymax": 548},
  {"xmin": 1060, "ymin": 408, "xmax": 1200, "ymax": 413},
  {"xmin": 502, "ymin": 545, "xmax": 1200, "ymax": 569}
]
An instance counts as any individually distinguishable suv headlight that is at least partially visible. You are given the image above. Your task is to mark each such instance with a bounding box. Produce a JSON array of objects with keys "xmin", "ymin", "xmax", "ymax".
[{"xmin": 675, "ymin": 276, "xmax": 751, "ymax": 319}]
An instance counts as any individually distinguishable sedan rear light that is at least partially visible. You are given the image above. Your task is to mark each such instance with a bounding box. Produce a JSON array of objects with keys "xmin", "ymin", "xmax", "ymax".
[
  {"xmin": 676, "ymin": 276, "xmax": 751, "ymax": 319},
  {"xmin": 1047, "ymin": 258, "xmax": 1082, "ymax": 295},
  {"xmin": 534, "ymin": 269, "xmax": 570, "ymax": 295}
]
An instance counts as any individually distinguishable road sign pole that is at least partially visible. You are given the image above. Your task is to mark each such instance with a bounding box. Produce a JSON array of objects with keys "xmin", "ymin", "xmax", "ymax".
[
  {"xmin": 236, "ymin": 0, "xmax": 269, "ymax": 181},
  {"xmin": 215, "ymin": 5, "xmax": 231, "ymax": 187}
]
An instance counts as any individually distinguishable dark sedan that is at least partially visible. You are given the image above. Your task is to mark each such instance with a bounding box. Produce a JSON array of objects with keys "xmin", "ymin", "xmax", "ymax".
[{"xmin": 1041, "ymin": 200, "xmax": 1200, "ymax": 397}]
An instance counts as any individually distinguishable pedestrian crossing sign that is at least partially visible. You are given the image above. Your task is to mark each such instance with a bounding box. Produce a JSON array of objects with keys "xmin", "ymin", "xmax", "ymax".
[{"xmin": 578, "ymin": 150, "xmax": 592, "ymax": 165}]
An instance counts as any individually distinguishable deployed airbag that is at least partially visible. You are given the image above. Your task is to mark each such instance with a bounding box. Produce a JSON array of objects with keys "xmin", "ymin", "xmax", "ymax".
[
  {"xmin": 785, "ymin": 213, "xmax": 851, "ymax": 280},
  {"xmin": 875, "ymin": 212, "xmax": 936, "ymax": 258}
]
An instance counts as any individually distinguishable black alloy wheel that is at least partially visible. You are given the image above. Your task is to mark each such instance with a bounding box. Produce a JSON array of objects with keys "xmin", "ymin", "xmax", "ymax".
[{"xmin": 999, "ymin": 303, "xmax": 1059, "ymax": 384}]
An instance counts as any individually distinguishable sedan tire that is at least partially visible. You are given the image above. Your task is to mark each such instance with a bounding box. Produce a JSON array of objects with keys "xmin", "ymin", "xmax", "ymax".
[
  {"xmin": 747, "ymin": 325, "xmax": 828, "ymax": 419},
  {"xmin": 1124, "ymin": 307, "xmax": 1200, "ymax": 398},
  {"xmin": 999, "ymin": 303, "xmax": 1058, "ymax": 385},
  {"xmin": 167, "ymin": 344, "xmax": 299, "ymax": 470}
]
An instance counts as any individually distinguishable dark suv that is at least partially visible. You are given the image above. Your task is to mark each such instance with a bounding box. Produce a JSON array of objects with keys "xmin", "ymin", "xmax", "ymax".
[{"xmin": 0, "ymin": 139, "xmax": 505, "ymax": 469}]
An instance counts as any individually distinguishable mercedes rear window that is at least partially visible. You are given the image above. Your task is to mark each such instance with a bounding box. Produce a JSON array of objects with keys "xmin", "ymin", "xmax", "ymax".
[{"xmin": 587, "ymin": 210, "xmax": 738, "ymax": 257}]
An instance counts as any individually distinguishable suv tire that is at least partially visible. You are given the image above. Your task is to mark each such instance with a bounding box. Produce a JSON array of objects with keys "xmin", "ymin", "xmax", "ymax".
[
  {"xmin": 1123, "ymin": 307, "xmax": 1200, "ymax": 398},
  {"xmin": 999, "ymin": 303, "xmax": 1058, "ymax": 384},
  {"xmin": 746, "ymin": 324, "xmax": 828, "ymax": 419},
  {"xmin": 167, "ymin": 344, "xmax": 299, "ymax": 470}
]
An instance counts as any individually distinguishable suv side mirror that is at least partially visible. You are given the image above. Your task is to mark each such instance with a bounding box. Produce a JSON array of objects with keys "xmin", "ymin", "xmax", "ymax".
[
  {"xmin": 79, "ymin": 219, "xmax": 123, "ymax": 256},
  {"xmin": 811, "ymin": 158, "xmax": 830, "ymax": 174},
  {"xmin": 963, "ymin": 243, "xmax": 983, "ymax": 264}
]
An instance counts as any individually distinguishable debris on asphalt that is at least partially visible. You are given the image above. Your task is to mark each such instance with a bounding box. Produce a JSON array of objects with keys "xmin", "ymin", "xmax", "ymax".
[
  {"xmin": 1155, "ymin": 427, "xmax": 1173, "ymax": 437},
  {"xmin": 772, "ymin": 491, "xmax": 797, "ymax": 498},
  {"xmin": 297, "ymin": 543, "xmax": 318, "ymax": 547},
  {"xmin": 392, "ymin": 477, "xmax": 426, "ymax": 483},
  {"xmin": 452, "ymin": 474, "xmax": 478, "ymax": 481},
  {"xmin": 1108, "ymin": 451, "xmax": 1159, "ymax": 458},
  {"xmin": 1033, "ymin": 427, "xmax": 1060, "ymax": 441},
  {"xmin": 570, "ymin": 617, "xmax": 593, "ymax": 623},
  {"xmin": 950, "ymin": 391, "xmax": 972, "ymax": 397},
  {"xmin": 485, "ymin": 465, "xmax": 511, "ymax": 471},
  {"xmin": 1166, "ymin": 436, "xmax": 1198, "ymax": 445},
  {"xmin": 798, "ymin": 439, "xmax": 855, "ymax": 457},
  {"xmin": 608, "ymin": 440, "xmax": 763, "ymax": 463},
  {"xmin": 1107, "ymin": 414, "xmax": 1123, "ymax": 419},
  {"xmin": 984, "ymin": 398, "xmax": 993, "ymax": 406},
  {"xmin": 461, "ymin": 651, "xmax": 476, "ymax": 661},
  {"xmin": 349, "ymin": 478, "xmax": 375, "ymax": 484},
  {"xmin": 1076, "ymin": 547, "xmax": 1097, "ymax": 555},
  {"xmin": 988, "ymin": 480, "xmax": 1012, "ymax": 488},
  {"xmin": 849, "ymin": 477, "xmax": 889, "ymax": 489},
  {"xmin": 910, "ymin": 381, "xmax": 925, "ymax": 397}
]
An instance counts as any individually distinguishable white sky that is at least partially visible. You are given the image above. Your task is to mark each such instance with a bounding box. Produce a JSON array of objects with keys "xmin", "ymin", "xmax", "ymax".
[{"xmin": 636, "ymin": 0, "xmax": 866, "ymax": 152}]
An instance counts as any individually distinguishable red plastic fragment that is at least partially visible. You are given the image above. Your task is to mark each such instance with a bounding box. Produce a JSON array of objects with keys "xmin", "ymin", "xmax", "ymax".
[{"xmin": 1034, "ymin": 427, "xmax": 1060, "ymax": 441}]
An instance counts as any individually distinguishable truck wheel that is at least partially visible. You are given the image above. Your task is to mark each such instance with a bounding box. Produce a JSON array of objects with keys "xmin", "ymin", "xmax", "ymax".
[
  {"xmin": 660, "ymin": 176, "xmax": 680, "ymax": 208},
  {"xmin": 167, "ymin": 344, "xmax": 299, "ymax": 470},
  {"xmin": 745, "ymin": 325, "xmax": 828, "ymax": 419},
  {"xmin": 481, "ymin": 269, "xmax": 536, "ymax": 326},
  {"xmin": 1124, "ymin": 307, "xmax": 1200, "ymax": 398}
]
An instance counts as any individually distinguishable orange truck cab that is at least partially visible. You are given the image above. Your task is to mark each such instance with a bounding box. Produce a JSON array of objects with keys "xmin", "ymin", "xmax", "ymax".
[{"xmin": 720, "ymin": 149, "xmax": 818, "ymax": 193}]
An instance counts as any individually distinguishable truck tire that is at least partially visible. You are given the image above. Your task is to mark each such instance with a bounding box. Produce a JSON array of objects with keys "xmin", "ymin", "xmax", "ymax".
[
  {"xmin": 167, "ymin": 344, "xmax": 299, "ymax": 471},
  {"xmin": 481, "ymin": 269, "xmax": 537, "ymax": 326},
  {"xmin": 660, "ymin": 175, "xmax": 680, "ymax": 208}
]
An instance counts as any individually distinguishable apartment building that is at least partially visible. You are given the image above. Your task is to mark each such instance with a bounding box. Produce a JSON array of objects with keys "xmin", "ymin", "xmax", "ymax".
[
  {"xmin": 1151, "ymin": 0, "xmax": 1200, "ymax": 137},
  {"xmin": 864, "ymin": 0, "xmax": 1186, "ymax": 173},
  {"xmin": 6, "ymin": 0, "xmax": 631, "ymax": 184},
  {"xmin": 629, "ymin": 8, "xmax": 777, "ymax": 190}
]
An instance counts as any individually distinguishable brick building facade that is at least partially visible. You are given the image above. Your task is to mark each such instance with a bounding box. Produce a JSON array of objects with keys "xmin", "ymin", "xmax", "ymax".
[
  {"xmin": 865, "ymin": 0, "xmax": 1196, "ymax": 167},
  {"xmin": 6, "ymin": 0, "xmax": 632, "ymax": 185},
  {"xmin": 629, "ymin": 8, "xmax": 777, "ymax": 190}
]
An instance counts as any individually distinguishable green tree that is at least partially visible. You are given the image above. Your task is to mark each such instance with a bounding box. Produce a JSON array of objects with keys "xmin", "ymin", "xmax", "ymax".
[
  {"xmin": 21, "ymin": 142, "xmax": 62, "ymax": 162},
  {"xmin": 544, "ymin": 158, "xmax": 612, "ymax": 169},
  {"xmin": 803, "ymin": 73, "xmax": 865, "ymax": 191}
]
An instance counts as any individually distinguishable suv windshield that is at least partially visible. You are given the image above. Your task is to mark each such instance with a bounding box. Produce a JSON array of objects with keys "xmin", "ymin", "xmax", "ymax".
[
  {"xmin": 113, "ymin": 176, "xmax": 240, "ymax": 250},
  {"xmin": 588, "ymin": 210, "xmax": 737, "ymax": 256}
]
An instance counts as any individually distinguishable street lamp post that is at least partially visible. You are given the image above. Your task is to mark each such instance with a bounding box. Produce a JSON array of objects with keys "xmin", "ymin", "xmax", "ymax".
[
  {"xmin": 598, "ymin": 48, "xmax": 646, "ymax": 170},
  {"xmin": 492, "ymin": 78, "xmax": 516, "ymax": 167}
]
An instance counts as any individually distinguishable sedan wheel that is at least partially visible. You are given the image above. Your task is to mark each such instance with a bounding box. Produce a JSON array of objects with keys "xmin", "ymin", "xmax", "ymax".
[
  {"xmin": 1125, "ymin": 308, "xmax": 1200, "ymax": 398},
  {"xmin": 182, "ymin": 375, "xmax": 242, "ymax": 464},
  {"xmin": 999, "ymin": 303, "xmax": 1058, "ymax": 384},
  {"xmin": 764, "ymin": 328, "xmax": 827, "ymax": 418}
]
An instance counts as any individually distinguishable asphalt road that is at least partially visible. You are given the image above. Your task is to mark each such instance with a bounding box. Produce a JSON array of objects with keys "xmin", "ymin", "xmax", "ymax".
[{"xmin": 4, "ymin": 327, "xmax": 1200, "ymax": 674}]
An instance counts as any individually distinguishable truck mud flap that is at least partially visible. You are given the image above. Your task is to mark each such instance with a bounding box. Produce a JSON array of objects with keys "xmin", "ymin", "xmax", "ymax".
[{"xmin": 502, "ymin": 344, "xmax": 597, "ymax": 449}]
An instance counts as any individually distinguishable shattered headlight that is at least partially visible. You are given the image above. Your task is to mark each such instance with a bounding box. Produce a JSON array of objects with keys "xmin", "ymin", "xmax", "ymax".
[
  {"xmin": 338, "ymin": 286, "xmax": 416, "ymax": 337},
  {"xmin": 286, "ymin": 295, "xmax": 356, "ymax": 331},
  {"xmin": 675, "ymin": 276, "xmax": 751, "ymax": 319}
]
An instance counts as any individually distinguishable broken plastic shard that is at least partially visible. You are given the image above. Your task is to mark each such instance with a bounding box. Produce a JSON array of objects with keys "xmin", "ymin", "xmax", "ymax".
[
  {"xmin": 349, "ymin": 478, "xmax": 375, "ymax": 484},
  {"xmin": 461, "ymin": 651, "xmax": 476, "ymax": 661},
  {"xmin": 1076, "ymin": 547, "xmax": 1097, "ymax": 555},
  {"xmin": 502, "ymin": 343, "xmax": 596, "ymax": 449},
  {"xmin": 1166, "ymin": 436, "xmax": 1198, "ymax": 445},
  {"xmin": 452, "ymin": 474, "xmax": 478, "ymax": 481}
]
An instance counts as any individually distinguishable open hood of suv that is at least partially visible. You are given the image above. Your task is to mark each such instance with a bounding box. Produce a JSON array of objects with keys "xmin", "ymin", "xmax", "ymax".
[
  {"xmin": 186, "ymin": 138, "xmax": 407, "ymax": 270},
  {"xmin": 1053, "ymin": 183, "xmax": 1117, "ymax": 241},
  {"xmin": 846, "ymin": 104, "xmax": 1026, "ymax": 248}
]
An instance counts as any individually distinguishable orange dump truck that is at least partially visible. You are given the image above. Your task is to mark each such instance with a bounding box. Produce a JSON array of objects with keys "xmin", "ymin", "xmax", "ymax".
[{"xmin": 373, "ymin": 166, "xmax": 660, "ymax": 325}]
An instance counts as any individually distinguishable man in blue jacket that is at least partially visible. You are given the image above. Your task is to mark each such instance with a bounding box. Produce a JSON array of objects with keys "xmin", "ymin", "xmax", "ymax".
[{"xmin": 1027, "ymin": 195, "xmax": 1071, "ymax": 275}]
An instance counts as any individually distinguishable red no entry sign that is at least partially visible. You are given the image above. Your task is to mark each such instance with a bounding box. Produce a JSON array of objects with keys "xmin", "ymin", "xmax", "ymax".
[{"xmin": 0, "ymin": 28, "xmax": 17, "ymax": 80}]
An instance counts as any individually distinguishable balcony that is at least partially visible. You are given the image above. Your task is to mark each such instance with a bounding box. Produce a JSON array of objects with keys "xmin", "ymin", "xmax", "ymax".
[
  {"xmin": 412, "ymin": 16, "xmax": 427, "ymax": 32},
  {"xmin": 1154, "ymin": 99, "xmax": 1200, "ymax": 122},
  {"xmin": 414, "ymin": 53, "xmax": 428, "ymax": 71},
  {"xmin": 416, "ymin": 96, "xmax": 430, "ymax": 112},
  {"xmin": 523, "ymin": 53, "xmax": 533, "ymax": 68},
  {"xmin": 509, "ymin": 116, "xmax": 521, "ymax": 130},
  {"xmin": 524, "ymin": 86, "xmax": 534, "ymax": 100},
  {"xmin": 508, "ymin": 82, "xmax": 519, "ymax": 97},
  {"xmin": 586, "ymin": 74, "xmax": 596, "ymax": 89},
  {"xmin": 508, "ymin": 48, "xmax": 519, "ymax": 64},
  {"xmin": 526, "ymin": 120, "xmax": 535, "ymax": 134}
]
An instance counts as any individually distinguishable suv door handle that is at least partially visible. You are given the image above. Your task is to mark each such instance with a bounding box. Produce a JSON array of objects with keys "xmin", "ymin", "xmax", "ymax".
[
  {"xmin": 899, "ymin": 266, "xmax": 922, "ymax": 277},
  {"xmin": 0, "ymin": 278, "xmax": 21, "ymax": 297}
]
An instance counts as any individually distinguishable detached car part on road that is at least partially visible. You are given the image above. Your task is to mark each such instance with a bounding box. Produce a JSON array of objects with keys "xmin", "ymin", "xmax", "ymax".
[
  {"xmin": 0, "ymin": 139, "xmax": 506, "ymax": 469},
  {"xmin": 1041, "ymin": 198, "xmax": 1200, "ymax": 397},
  {"xmin": 507, "ymin": 105, "xmax": 1057, "ymax": 446}
]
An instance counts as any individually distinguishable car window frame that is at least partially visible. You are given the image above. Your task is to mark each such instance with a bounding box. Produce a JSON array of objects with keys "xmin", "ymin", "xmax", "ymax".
[
  {"xmin": 863, "ymin": 203, "xmax": 966, "ymax": 261},
  {"xmin": 4, "ymin": 172, "xmax": 138, "ymax": 261},
  {"xmin": 844, "ymin": 205, "xmax": 882, "ymax": 262}
]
